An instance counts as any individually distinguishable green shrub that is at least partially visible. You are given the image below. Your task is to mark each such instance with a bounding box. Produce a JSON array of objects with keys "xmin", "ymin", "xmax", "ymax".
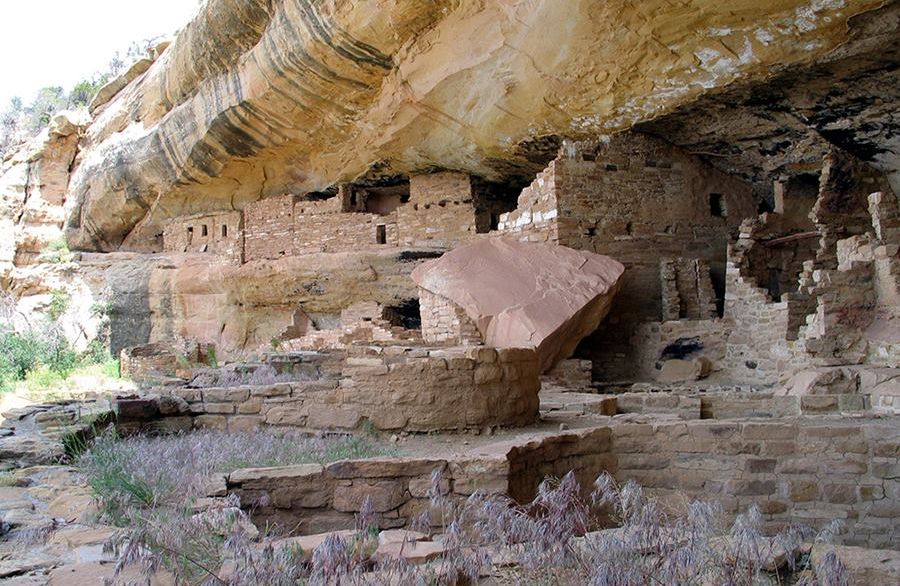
[
  {"xmin": 47, "ymin": 289, "xmax": 70, "ymax": 321},
  {"xmin": 40, "ymin": 238, "xmax": 74, "ymax": 264},
  {"xmin": 206, "ymin": 346, "xmax": 218, "ymax": 368},
  {"xmin": 0, "ymin": 329, "xmax": 44, "ymax": 379},
  {"xmin": 0, "ymin": 324, "xmax": 79, "ymax": 384},
  {"xmin": 89, "ymin": 301, "xmax": 115, "ymax": 319},
  {"xmin": 101, "ymin": 358, "xmax": 121, "ymax": 379},
  {"xmin": 43, "ymin": 338, "xmax": 79, "ymax": 376},
  {"xmin": 82, "ymin": 338, "xmax": 111, "ymax": 366}
]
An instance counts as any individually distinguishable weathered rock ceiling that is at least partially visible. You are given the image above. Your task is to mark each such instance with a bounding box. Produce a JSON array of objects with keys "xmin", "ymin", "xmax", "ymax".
[
  {"xmin": 64, "ymin": 0, "xmax": 893, "ymax": 251},
  {"xmin": 638, "ymin": 1, "xmax": 900, "ymax": 201}
]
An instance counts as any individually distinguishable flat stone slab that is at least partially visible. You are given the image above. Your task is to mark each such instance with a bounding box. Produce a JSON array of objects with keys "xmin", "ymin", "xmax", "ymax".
[
  {"xmin": 372, "ymin": 539, "xmax": 447, "ymax": 564},
  {"xmin": 271, "ymin": 529, "xmax": 359, "ymax": 560},
  {"xmin": 412, "ymin": 237, "xmax": 624, "ymax": 372}
]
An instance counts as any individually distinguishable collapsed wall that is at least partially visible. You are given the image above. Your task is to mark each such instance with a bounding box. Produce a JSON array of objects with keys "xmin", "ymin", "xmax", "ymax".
[{"xmin": 496, "ymin": 132, "xmax": 756, "ymax": 379}]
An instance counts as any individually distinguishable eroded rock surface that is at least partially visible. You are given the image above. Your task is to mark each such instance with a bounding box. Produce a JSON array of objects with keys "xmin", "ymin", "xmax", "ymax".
[{"xmin": 64, "ymin": 0, "xmax": 888, "ymax": 251}]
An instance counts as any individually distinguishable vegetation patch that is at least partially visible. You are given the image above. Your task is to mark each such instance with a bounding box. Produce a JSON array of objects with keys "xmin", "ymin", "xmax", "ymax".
[{"xmin": 78, "ymin": 429, "xmax": 390, "ymax": 526}]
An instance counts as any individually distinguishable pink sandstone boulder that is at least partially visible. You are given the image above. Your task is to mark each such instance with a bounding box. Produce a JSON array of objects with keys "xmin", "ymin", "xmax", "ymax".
[{"xmin": 411, "ymin": 237, "xmax": 624, "ymax": 372}]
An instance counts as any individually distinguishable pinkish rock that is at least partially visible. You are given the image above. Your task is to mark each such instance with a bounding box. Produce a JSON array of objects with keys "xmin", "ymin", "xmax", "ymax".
[
  {"xmin": 378, "ymin": 529, "xmax": 430, "ymax": 546},
  {"xmin": 411, "ymin": 238, "xmax": 624, "ymax": 372},
  {"xmin": 372, "ymin": 539, "xmax": 447, "ymax": 564},
  {"xmin": 271, "ymin": 530, "xmax": 359, "ymax": 560}
]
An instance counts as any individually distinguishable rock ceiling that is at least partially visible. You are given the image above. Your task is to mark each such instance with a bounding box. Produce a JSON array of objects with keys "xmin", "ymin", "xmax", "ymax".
[{"xmin": 63, "ymin": 0, "xmax": 896, "ymax": 251}]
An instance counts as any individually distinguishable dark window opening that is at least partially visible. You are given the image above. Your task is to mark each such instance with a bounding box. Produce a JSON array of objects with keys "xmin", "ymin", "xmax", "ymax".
[
  {"xmin": 625, "ymin": 222, "xmax": 633, "ymax": 235},
  {"xmin": 582, "ymin": 152, "xmax": 596, "ymax": 162},
  {"xmin": 382, "ymin": 298, "xmax": 421, "ymax": 330},
  {"xmin": 221, "ymin": 225, "xmax": 228, "ymax": 238},
  {"xmin": 376, "ymin": 224, "xmax": 387, "ymax": 244},
  {"xmin": 363, "ymin": 187, "xmax": 406, "ymax": 215},
  {"xmin": 709, "ymin": 263, "xmax": 726, "ymax": 317},
  {"xmin": 709, "ymin": 193, "xmax": 727, "ymax": 218},
  {"xmin": 201, "ymin": 225, "xmax": 208, "ymax": 237},
  {"xmin": 605, "ymin": 163, "xmax": 618, "ymax": 171},
  {"xmin": 586, "ymin": 227, "xmax": 597, "ymax": 237},
  {"xmin": 767, "ymin": 268, "xmax": 783, "ymax": 302}
]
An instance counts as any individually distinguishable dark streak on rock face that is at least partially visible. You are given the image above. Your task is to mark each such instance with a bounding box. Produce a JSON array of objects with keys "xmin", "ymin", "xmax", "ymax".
[{"xmin": 636, "ymin": 1, "xmax": 900, "ymax": 199}]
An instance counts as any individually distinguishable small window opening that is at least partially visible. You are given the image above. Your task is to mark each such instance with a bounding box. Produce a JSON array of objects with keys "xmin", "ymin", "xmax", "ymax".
[
  {"xmin": 582, "ymin": 152, "xmax": 597, "ymax": 162},
  {"xmin": 221, "ymin": 225, "xmax": 228, "ymax": 238},
  {"xmin": 376, "ymin": 224, "xmax": 387, "ymax": 244},
  {"xmin": 625, "ymin": 222, "xmax": 633, "ymax": 235},
  {"xmin": 586, "ymin": 227, "xmax": 597, "ymax": 237},
  {"xmin": 709, "ymin": 193, "xmax": 727, "ymax": 218},
  {"xmin": 201, "ymin": 225, "xmax": 208, "ymax": 237},
  {"xmin": 605, "ymin": 163, "xmax": 618, "ymax": 171}
]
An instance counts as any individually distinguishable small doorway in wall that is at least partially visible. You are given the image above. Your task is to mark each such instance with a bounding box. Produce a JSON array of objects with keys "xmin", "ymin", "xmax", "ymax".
[
  {"xmin": 201, "ymin": 224, "xmax": 209, "ymax": 237},
  {"xmin": 187, "ymin": 226, "xmax": 194, "ymax": 244},
  {"xmin": 376, "ymin": 224, "xmax": 387, "ymax": 245},
  {"xmin": 221, "ymin": 225, "xmax": 228, "ymax": 238},
  {"xmin": 709, "ymin": 193, "xmax": 727, "ymax": 218}
]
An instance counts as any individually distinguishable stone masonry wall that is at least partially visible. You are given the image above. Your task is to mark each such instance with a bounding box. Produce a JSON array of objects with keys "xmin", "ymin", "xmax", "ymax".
[
  {"xmin": 557, "ymin": 134, "xmax": 756, "ymax": 381},
  {"xmin": 293, "ymin": 198, "xmax": 399, "ymax": 253},
  {"xmin": 398, "ymin": 172, "xmax": 479, "ymax": 247},
  {"xmin": 219, "ymin": 418, "xmax": 898, "ymax": 548},
  {"xmin": 171, "ymin": 345, "xmax": 540, "ymax": 433},
  {"xmin": 660, "ymin": 258, "xmax": 718, "ymax": 320},
  {"xmin": 507, "ymin": 418, "xmax": 899, "ymax": 549},
  {"xmin": 119, "ymin": 343, "xmax": 179, "ymax": 380},
  {"xmin": 496, "ymin": 163, "xmax": 559, "ymax": 242},
  {"xmin": 498, "ymin": 132, "xmax": 756, "ymax": 381},
  {"xmin": 225, "ymin": 456, "xmax": 508, "ymax": 533},
  {"xmin": 418, "ymin": 288, "xmax": 483, "ymax": 345},
  {"xmin": 162, "ymin": 211, "xmax": 243, "ymax": 263},
  {"xmin": 243, "ymin": 195, "xmax": 299, "ymax": 262}
]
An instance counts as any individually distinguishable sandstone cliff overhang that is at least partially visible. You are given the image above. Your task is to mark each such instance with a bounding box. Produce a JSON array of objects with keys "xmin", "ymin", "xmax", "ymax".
[
  {"xmin": 411, "ymin": 238, "xmax": 624, "ymax": 372},
  {"xmin": 62, "ymin": 0, "xmax": 891, "ymax": 251}
]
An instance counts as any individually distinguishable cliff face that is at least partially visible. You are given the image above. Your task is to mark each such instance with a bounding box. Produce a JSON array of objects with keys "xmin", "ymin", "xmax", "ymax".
[
  {"xmin": 0, "ymin": 112, "xmax": 88, "ymax": 288},
  {"xmin": 64, "ymin": 0, "xmax": 888, "ymax": 251}
]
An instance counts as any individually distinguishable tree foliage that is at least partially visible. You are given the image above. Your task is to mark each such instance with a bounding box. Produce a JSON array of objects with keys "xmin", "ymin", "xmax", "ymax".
[{"xmin": 0, "ymin": 35, "xmax": 163, "ymax": 158}]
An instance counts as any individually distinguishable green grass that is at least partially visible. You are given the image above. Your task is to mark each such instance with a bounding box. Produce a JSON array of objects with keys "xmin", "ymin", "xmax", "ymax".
[
  {"xmin": 0, "ymin": 471, "xmax": 18, "ymax": 487},
  {"xmin": 17, "ymin": 358, "xmax": 124, "ymax": 402}
]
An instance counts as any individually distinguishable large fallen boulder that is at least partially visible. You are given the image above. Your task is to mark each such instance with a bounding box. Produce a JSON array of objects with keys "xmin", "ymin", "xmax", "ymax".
[{"xmin": 411, "ymin": 237, "xmax": 624, "ymax": 372}]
